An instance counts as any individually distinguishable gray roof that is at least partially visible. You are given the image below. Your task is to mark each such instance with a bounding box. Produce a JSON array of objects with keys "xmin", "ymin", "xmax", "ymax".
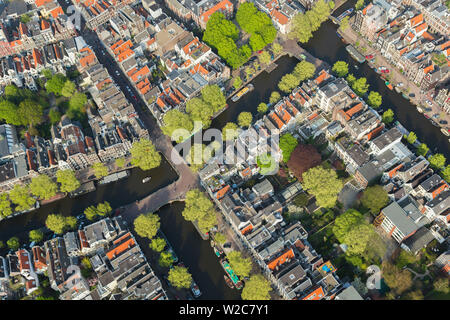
[
  {"xmin": 382, "ymin": 201, "xmax": 419, "ymax": 236},
  {"xmin": 426, "ymin": 190, "xmax": 450, "ymax": 215},
  {"xmin": 320, "ymin": 78, "xmax": 347, "ymax": 98},
  {"xmin": 277, "ymin": 263, "xmax": 306, "ymax": 288},
  {"xmin": 419, "ymin": 174, "xmax": 445, "ymax": 192},
  {"xmin": 371, "ymin": 127, "xmax": 402, "ymax": 151},
  {"xmin": 402, "ymin": 227, "xmax": 435, "ymax": 254},
  {"xmin": 252, "ymin": 179, "xmax": 274, "ymax": 197},
  {"xmin": 335, "ymin": 285, "xmax": 364, "ymax": 300}
]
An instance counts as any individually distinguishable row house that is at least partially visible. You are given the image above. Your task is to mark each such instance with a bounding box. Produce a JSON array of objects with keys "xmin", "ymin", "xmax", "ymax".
[
  {"xmin": 164, "ymin": 0, "xmax": 233, "ymax": 29},
  {"xmin": 407, "ymin": 0, "xmax": 450, "ymax": 35}
]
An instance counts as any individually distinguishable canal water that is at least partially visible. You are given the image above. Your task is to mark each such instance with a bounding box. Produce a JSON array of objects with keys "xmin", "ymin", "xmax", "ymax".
[
  {"xmin": 154, "ymin": 202, "xmax": 241, "ymax": 300},
  {"xmin": 0, "ymin": 156, "xmax": 178, "ymax": 245}
]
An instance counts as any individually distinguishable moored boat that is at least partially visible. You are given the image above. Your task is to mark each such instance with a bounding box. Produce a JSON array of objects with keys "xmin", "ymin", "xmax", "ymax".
[
  {"xmin": 191, "ymin": 281, "xmax": 202, "ymax": 298},
  {"xmin": 142, "ymin": 177, "xmax": 151, "ymax": 183},
  {"xmin": 441, "ymin": 128, "xmax": 449, "ymax": 136},
  {"xmin": 231, "ymin": 84, "xmax": 254, "ymax": 102},
  {"xmin": 224, "ymin": 275, "xmax": 234, "ymax": 288}
]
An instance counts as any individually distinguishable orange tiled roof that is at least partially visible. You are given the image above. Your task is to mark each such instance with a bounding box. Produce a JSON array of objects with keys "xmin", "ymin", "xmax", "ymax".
[
  {"xmin": 267, "ymin": 248, "xmax": 294, "ymax": 270},
  {"xmin": 199, "ymin": 0, "xmax": 232, "ymax": 25},
  {"xmin": 302, "ymin": 286, "xmax": 324, "ymax": 300},
  {"xmin": 410, "ymin": 13, "xmax": 423, "ymax": 27},
  {"xmin": 270, "ymin": 9, "xmax": 289, "ymax": 25}
]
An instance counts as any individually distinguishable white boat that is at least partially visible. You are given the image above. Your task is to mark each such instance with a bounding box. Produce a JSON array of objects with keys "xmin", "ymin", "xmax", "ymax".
[
  {"xmin": 142, "ymin": 177, "xmax": 151, "ymax": 183},
  {"xmin": 441, "ymin": 128, "xmax": 449, "ymax": 136}
]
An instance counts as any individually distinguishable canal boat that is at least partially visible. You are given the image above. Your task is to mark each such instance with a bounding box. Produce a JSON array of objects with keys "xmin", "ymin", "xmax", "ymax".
[
  {"xmin": 337, "ymin": 8, "xmax": 354, "ymax": 21},
  {"xmin": 385, "ymin": 81, "xmax": 393, "ymax": 90},
  {"xmin": 231, "ymin": 84, "xmax": 254, "ymax": 102},
  {"xmin": 430, "ymin": 119, "xmax": 440, "ymax": 127},
  {"xmin": 345, "ymin": 45, "xmax": 365, "ymax": 63},
  {"xmin": 191, "ymin": 281, "xmax": 202, "ymax": 298},
  {"xmin": 417, "ymin": 106, "xmax": 424, "ymax": 113},
  {"xmin": 402, "ymin": 93, "xmax": 410, "ymax": 100},
  {"xmin": 224, "ymin": 275, "xmax": 234, "ymax": 289},
  {"xmin": 159, "ymin": 231, "xmax": 179, "ymax": 263},
  {"xmin": 220, "ymin": 259, "xmax": 243, "ymax": 290},
  {"xmin": 142, "ymin": 177, "xmax": 151, "ymax": 183},
  {"xmin": 441, "ymin": 128, "xmax": 450, "ymax": 136}
]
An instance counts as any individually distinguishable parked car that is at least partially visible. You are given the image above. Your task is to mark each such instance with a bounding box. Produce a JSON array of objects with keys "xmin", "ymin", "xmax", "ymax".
[
  {"xmin": 365, "ymin": 54, "xmax": 374, "ymax": 59},
  {"xmin": 439, "ymin": 120, "xmax": 448, "ymax": 125},
  {"xmin": 426, "ymin": 100, "xmax": 433, "ymax": 106},
  {"xmin": 424, "ymin": 107, "xmax": 432, "ymax": 112},
  {"xmin": 381, "ymin": 69, "xmax": 389, "ymax": 73}
]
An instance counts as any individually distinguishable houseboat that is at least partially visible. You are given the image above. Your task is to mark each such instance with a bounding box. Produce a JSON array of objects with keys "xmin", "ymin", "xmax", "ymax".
[{"xmin": 231, "ymin": 84, "xmax": 254, "ymax": 102}]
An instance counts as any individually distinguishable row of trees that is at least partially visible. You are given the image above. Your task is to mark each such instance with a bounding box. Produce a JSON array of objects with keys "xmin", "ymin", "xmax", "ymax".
[
  {"xmin": 0, "ymin": 170, "xmax": 81, "ymax": 218},
  {"xmin": 278, "ymin": 61, "xmax": 316, "ymax": 93},
  {"xmin": 182, "ymin": 189, "xmax": 217, "ymax": 234},
  {"xmin": 162, "ymin": 85, "xmax": 226, "ymax": 142},
  {"xmin": 289, "ymin": 0, "xmax": 335, "ymax": 43}
]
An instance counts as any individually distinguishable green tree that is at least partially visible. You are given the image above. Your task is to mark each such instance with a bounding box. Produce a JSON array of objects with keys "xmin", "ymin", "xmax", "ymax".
[
  {"xmin": 367, "ymin": 91, "xmax": 382, "ymax": 108},
  {"xmin": 29, "ymin": 229, "xmax": 44, "ymax": 243},
  {"xmin": 290, "ymin": 13, "xmax": 313, "ymax": 43},
  {"xmin": 115, "ymin": 157, "xmax": 125, "ymax": 168},
  {"xmin": 259, "ymin": 51, "xmax": 271, "ymax": 65},
  {"xmin": 249, "ymin": 33, "xmax": 266, "ymax": 51},
  {"xmin": 67, "ymin": 92, "xmax": 87, "ymax": 120},
  {"xmin": 48, "ymin": 109, "xmax": 62, "ymax": 124},
  {"xmin": 201, "ymin": 84, "xmax": 226, "ymax": 114},
  {"xmin": 293, "ymin": 60, "xmax": 316, "ymax": 82},
  {"xmin": 18, "ymin": 99, "xmax": 43, "ymax": 128},
  {"xmin": 333, "ymin": 209, "xmax": 363, "ymax": 242},
  {"xmin": 238, "ymin": 112, "xmax": 253, "ymax": 128},
  {"xmin": 278, "ymin": 73, "xmax": 300, "ymax": 93},
  {"xmin": 134, "ymin": 213, "xmax": 160, "ymax": 239},
  {"xmin": 405, "ymin": 290, "xmax": 424, "ymax": 300},
  {"xmin": 182, "ymin": 189, "xmax": 217, "ymax": 233},
  {"xmin": 271, "ymin": 43, "xmax": 283, "ymax": 56},
  {"xmin": 406, "ymin": 132, "xmax": 417, "ymax": 144},
  {"xmin": 416, "ymin": 143, "xmax": 429, "ymax": 157},
  {"xmin": 343, "ymin": 223, "xmax": 375, "ymax": 255},
  {"xmin": 332, "ymin": 61, "xmax": 349, "ymax": 77},
  {"xmin": 61, "ymin": 81, "xmax": 76, "ymax": 98},
  {"xmin": 214, "ymin": 232, "xmax": 227, "ymax": 245},
  {"xmin": 65, "ymin": 216, "xmax": 77, "ymax": 231},
  {"xmin": 440, "ymin": 165, "xmax": 450, "ymax": 182},
  {"xmin": 227, "ymin": 251, "xmax": 252, "ymax": 278},
  {"xmin": 269, "ymin": 91, "xmax": 281, "ymax": 104},
  {"xmin": 7, "ymin": 237, "xmax": 20, "ymax": 250},
  {"xmin": 279, "ymin": 133, "xmax": 298, "ymax": 162},
  {"xmin": 92, "ymin": 162, "xmax": 108, "ymax": 179},
  {"xmin": 45, "ymin": 214, "xmax": 67, "ymax": 234},
  {"xmin": 84, "ymin": 205, "xmax": 99, "ymax": 221},
  {"xmin": 162, "ymin": 109, "xmax": 194, "ymax": 142},
  {"xmin": 56, "ymin": 170, "xmax": 80, "ymax": 193},
  {"xmin": 233, "ymin": 77, "xmax": 243, "ymax": 90},
  {"xmin": 0, "ymin": 100, "xmax": 22, "ymax": 125},
  {"xmin": 346, "ymin": 73, "xmax": 356, "ymax": 86},
  {"xmin": 97, "ymin": 201, "xmax": 112, "ymax": 216},
  {"xmin": 186, "ymin": 143, "xmax": 208, "ymax": 172},
  {"xmin": 302, "ymin": 166, "xmax": 343, "ymax": 208},
  {"xmin": 257, "ymin": 102, "xmax": 268, "ymax": 114},
  {"xmin": 45, "ymin": 74, "xmax": 67, "ymax": 95},
  {"xmin": 293, "ymin": 193, "xmax": 309, "ymax": 207},
  {"xmin": 382, "ymin": 109, "xmax": 395, "ymax": 124},
  {"xmin": 360, "ymin": 185, "xmax": 389, "ymax": 215},
  {"xmin": 159, "ymin": 251, "xmax": 174, "ymax": 267},
  {"xmin": 241, "ymin": 274, "xmax": 272, "ymax": 300},
  {"xmin": 130, "ymin": 139, "xmax": 161, "ymax": 171},
  {"xmin": 149, "ymin": 237, "xmax": 166, "ymax": 252},
  {"xmin": 168, "ymin": 266, "xmax": 192, "ymax": 289},
  {"xmin": 433, "ymin": 277, "xmax": 450, "ymax": 294},
  {"xmin": 222, "ymin": 122, "xmax": 239, "ymax": 141},
  {"xmin": 355, "ymin": 0, "xmax": 365, "ymax": 10},
  {"xmin": 428, "ymin": 153, "xmax": 446, "ymax": 170},
  {"xmin": 352, "ymin": 78, "xmax": 369, "ymax": 96},
  {"xmin": 0, "ymin": 194, "xmax": 13, "ymax": 218},
  {"xmin": 382, "ymin": 262, "xmax": 413, "ymax": 296},
  {"xmin": 186, "ymin": 97, "xmax": 213, "ymax": 129},
  {"xmin": 30, "ymin": 175, "xmax": 58, "ymax": 200},
  {"xmin": 339, "ymin": 16, "xmax": 349, "ymax": 31},
  {"xmin": 9, "ymin": 185, "xmax": 36, "ymax": 212}
]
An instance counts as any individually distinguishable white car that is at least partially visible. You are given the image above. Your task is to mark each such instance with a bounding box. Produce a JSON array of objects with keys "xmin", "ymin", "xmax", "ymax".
[{"xmin": 426, "ymin": 100, "xmax": 433, "ymax": 106}]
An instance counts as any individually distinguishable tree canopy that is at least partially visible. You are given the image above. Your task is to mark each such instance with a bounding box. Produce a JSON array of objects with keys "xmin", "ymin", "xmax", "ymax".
[
  {"xmin": 92, "ymin": 162, "xmax": 108, "ymax": 179},
  {"xmin": 9, "ymin": 184, "xmax": 36, "ymax": 212},
  {"xmin": 29, "ymin": 175, "xmax": 58, "ymax": 200},
  {"xmin": 168, "ymin": 266, "xmax": 192, "ymax": 289},
  {"xmin": 367, "ymin": 91, "xmax": 382, "ymax": 108},
  {"xmin": 269, "ymin": 91, "xmax": 281, "ymax": 104},
  {"xmin": 279, "ymin": 133, "xmax": 299, "ymax": 162},
  {"xmin": 332, "ymin": 61, "xmax": 349, "ymax": 77},
  {"xmin": 162, "ymin": 109, "xmax": 194, "ymax": 142},
  {"xmin": 134, "ymin": 212, "xmax": 160, "ymax": 239},
  {"xmin": 302, "ymin": 166, "xmax": 343, "ymax": 208},
  {"xmin": 352, "ymin": 77, "xmax": 369, "ymax": 96},
  {"xmin": 149, "ymin": 237, "xmax": 166, "ymax": 253},
  {"xmin": 238, "ymin": 112, "xmax": 253, "ymax": 128},
  {"xmin": 257, "ymin": 102, "xmax": 268, "ymax": 114},
  {"xmin": 241, "ymin": 274, "xmax": 272, "ymax": 300},
  {"xmin": 360, "ymin": 185, "xmax": 389, "ymax": 215},
  {"xmin": 222, "ymin": 122, "xmax": 239, "ymax": 141},
  {"xmin": 183, "ymin": 189, "xmax": 217, "ymax": 233},
  {"xmin": 416, "ymin": 143, "xmax": 429, "ymax": 157},
  {"xmin": 227, "ymin": 251, "xmax": 253, "ymax": 278},
  {"xmin": 7, "ymin": 237, "xmax": 20, "ymax": 250},
  {"xmin": 428, "ymin": 153, "xmax": 446, "ymax": 170},
  {"xmin": 130, "ymin": 139, "xmax": 161, "ymax": 171},
  {"xmin": 45, "ymin": 214, "xmax": 72, "ymax": 234},
  {"xmin": 382, "ymin": 109, "xmax": 394, "ymax": 124},
  {"xmin": 29, "ymin": 229, "xmax": 44, "ymax": 243},
  {"xmin": 56, "ymin": 170, "xmax": 80, "ymax": 193}
]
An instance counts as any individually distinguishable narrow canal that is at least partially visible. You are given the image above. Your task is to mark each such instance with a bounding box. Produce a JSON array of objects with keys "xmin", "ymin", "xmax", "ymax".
[{"xmin": 0, "ymin": 156, "xmax": 178, "ymax": 244}]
